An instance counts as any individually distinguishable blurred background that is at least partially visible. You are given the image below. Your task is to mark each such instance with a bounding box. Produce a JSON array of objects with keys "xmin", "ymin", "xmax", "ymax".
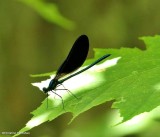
[{"xmin": 1, "ymin": 0, "xmax": 160, "ymax": 137}]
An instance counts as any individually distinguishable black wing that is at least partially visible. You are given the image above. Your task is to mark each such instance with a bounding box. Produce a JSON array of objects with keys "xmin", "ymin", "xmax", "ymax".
[{"xmin": 55, "ymin": 35, "xmax": 89, "ymax": 79}]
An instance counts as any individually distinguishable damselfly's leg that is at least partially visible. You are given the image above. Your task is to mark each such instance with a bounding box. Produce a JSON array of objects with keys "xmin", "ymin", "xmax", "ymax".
[
  {"xmin": 51, "ymin": 90, "xmax": 65, "ymax": 110},
  {"xmin": 46, "ymin": 93, "xmax": 49, "ymax": 109},
  {"xmin": 57, "ymin": 84, "xmax": 79, "ymax": 100}
]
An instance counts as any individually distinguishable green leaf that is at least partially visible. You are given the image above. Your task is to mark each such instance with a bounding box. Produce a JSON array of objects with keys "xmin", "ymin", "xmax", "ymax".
[
  {"xmin": 14, "ymin": 35, "xmax": 160, "ymax": 136},
  {"xmin": 30, "ymin": 71, "xmax": 55, "ymax": 77},
  {"xmin": 18, "ymin": 0, "xmax": 75, "ymax": 30}
]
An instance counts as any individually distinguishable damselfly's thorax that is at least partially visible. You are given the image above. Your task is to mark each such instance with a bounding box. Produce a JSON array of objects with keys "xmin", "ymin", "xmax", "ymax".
[{"xmin": 42, "ymin": 79, "xmax": 60, "ymax": 93}]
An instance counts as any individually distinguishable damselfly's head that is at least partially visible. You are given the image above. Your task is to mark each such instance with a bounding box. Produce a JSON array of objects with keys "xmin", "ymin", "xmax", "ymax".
[{"xmin": 42, "ymin": 87, "xmax": 49, "ymax": 93}]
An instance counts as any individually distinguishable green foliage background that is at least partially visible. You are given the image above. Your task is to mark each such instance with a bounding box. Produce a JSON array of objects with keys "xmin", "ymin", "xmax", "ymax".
[{"xmin": 1, "ymin": 0, "xmax": 160, "ymax": 137}]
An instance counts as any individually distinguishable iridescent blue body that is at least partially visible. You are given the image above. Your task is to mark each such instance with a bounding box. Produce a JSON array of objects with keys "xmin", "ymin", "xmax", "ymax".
[{"xmin": 43, "ymin": 79, "xmax": 60, "ymax": 93}]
